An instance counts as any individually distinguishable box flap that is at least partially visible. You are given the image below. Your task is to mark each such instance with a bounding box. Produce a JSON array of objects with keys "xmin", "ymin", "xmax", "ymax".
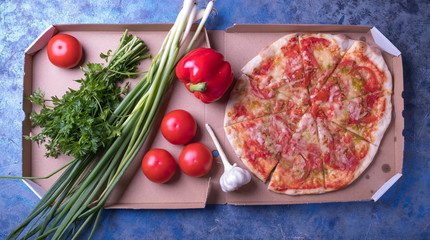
[
  {"xmin": 371, "ymin": 27, "xmax": 401, "ymax": 56},
  {"xmin": 371, "ymin": 173, "xmax": 402, "ymax": 201},
  {"xmin": 25, "ymin": 26, "xmax": 57, "ymax": 55},
  {"xmin": 22, "ymin": 179, "xmax": 45, "ymax": 199}
]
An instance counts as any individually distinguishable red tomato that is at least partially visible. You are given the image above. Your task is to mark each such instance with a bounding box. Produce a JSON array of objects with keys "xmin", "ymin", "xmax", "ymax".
[
  {"xmin": 160, "ymin": 109, "xmax": 197, "ymax": 145},
  {"xmin": 178, "ymin": 143, "xmax": 213, "ymax": 177},
  {"xmin": 47, "ymin": 34, "xmax": 83, "ymax": 68},
  {"xmin": 141, "ymin": 149, "xmax": 177, "ymax": 183}
]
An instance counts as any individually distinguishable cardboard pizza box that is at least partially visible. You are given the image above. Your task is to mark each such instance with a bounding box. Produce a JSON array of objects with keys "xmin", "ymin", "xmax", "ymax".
[{"xmin": 22, "ymin": 24, "xmax": 403, "ymax": 208}]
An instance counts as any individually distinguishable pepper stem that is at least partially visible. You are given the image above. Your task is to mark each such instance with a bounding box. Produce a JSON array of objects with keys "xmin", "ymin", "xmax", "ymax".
[{"xmin": 189, "ymin": 82, "xmax": 207, "ymax": 92}]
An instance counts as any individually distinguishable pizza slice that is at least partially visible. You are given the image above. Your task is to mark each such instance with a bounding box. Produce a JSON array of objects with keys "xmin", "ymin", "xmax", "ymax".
[
  {"xmin": 242, "ymin": 33, "xmax": 305, "ymax": 99},
  {"xmin": 299, "ymin": 33, "xmax": 352, "ymax": 90},
  {"xmin": 316, "ymin": 116, "xmax": 378, "ymax": 191},
  {"xmin": 225, "ymin": 113, "xmax": 295, "ymax": 182},
  {"xmin": 224, "ymin": 74, "xmax": 310, "ymax": 127},
  {"xmin": 268, "ymin": 113, "xmax": 325, "ymax": 195},
  {"xmin": 319, "ymin": 90, "xmax": 392, "ymax": 145},
  {"xmin": 333, "ymin": 40, "xmax": 392, "ymax": 99}
]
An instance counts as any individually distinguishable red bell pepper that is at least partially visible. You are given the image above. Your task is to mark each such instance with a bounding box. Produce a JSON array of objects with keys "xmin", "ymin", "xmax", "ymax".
[{"xmin": 176, "ymin": 47, "xmax": 234, "ymax": 103}]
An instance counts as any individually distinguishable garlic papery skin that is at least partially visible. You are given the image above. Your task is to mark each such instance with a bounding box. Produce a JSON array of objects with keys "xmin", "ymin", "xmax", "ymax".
[{"xmin": 220, "ymin": 163, "xmax": 251, "ymax": 192}]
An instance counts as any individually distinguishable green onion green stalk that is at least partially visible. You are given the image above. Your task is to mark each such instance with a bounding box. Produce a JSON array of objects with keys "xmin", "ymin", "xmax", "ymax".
[{"xmin": 7, "ymin": 0, "xmax": 214, "ymax": 239}]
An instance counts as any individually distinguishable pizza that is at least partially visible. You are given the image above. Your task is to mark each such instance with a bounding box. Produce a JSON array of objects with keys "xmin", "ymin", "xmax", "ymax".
[{"xmin": 224, "ymin": 33, "xmax": 392, "ymax": 195}]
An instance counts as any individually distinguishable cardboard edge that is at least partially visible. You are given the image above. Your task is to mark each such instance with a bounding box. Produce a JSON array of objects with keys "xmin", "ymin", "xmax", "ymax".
[
  {"xmin": 22, "ymin": 179, "xmax": 46, "ymax": 199},
  {"xmin": 22, "ymin": 54, "xmax": 32, "ymax": 178},
  {"xmin": 105, "ymin": 202, "xmax": 206, "ymax": 209},
  {"xmin": 226, "ymin": 24, "xmax": 373, "ymax": 33},
  {"xmin": 204, "ymin": 177, "xmax": 211, "ymax": 205},
  {"xmin": 393, "ymin": 55, "xmax": 404, "ymax": 180},
  {"xmin": 54, "ymin": 23, "xmax": 178, "ymax": 32},
  {"xmin": 371, "ymin": 173, "xmax": 402, "ymax": 201},
  {"xmin": 204, "ymin": 27, "xmax": 211, "ymax": 48},
  {"xmin": 24, "ymin": 23, "xmax": 201, "ymax": 56},
  {"xmin": 370, "ymin": 27, "xmax": 401, "ymax": 56},
  {"xmin": 226, "ymin": 197, "xmax": 371, "ymax": 206},
  {"xmin": 106, "ymin": 178, "xmax": 211, "ymax": 209}
]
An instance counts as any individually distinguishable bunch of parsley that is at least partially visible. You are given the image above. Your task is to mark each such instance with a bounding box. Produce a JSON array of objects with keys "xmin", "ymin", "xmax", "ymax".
[{"xmin": 26, "ymin": 31, "xmax": 149, "ymax": 159}]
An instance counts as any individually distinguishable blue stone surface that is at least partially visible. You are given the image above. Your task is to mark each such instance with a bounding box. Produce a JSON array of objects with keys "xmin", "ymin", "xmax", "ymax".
[{"xmin": 0, "ymin": 0, "xmax": 429, "ymax": 239}]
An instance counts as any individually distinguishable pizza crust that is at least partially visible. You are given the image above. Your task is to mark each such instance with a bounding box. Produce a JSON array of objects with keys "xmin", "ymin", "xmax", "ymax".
[
  {"xmin": 372, "ymin": 92, "xmax": 392, "ymax": 146},
  {"xmin": 299, "ymin": 33, "xmax": 353, "ymax": 59},
  {"xmin": 269, "ymin": 185, "xmax": 325, "ymax": 195},
  {"xmin": 224, "ymin": 125, "xmax": 243, "ymax": 157},
  {"xmin": 224, "ymin": 75, "xmax": 250, "ymax": 127}
]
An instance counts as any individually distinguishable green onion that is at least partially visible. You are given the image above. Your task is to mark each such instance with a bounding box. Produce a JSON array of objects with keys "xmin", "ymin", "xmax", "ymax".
[{"xmin": 7, "ymin": 1, "xmax": 214, "ymax": 239}]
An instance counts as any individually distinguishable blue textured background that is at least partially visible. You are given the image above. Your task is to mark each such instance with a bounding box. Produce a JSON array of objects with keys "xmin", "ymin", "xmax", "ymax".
[{"xmin": 1, "ymin": 0, "xmax": 429, "ymax": 239}]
